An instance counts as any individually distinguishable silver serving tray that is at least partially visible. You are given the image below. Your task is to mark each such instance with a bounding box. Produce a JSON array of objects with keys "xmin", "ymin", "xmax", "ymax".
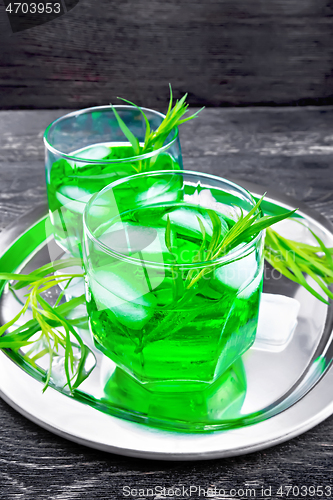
[{"xmin": 0, "ymin": 182, "xmax": 333, "ymax": 460}]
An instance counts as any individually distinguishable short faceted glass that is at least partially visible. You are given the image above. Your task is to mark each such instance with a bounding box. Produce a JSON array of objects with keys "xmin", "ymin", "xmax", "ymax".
[
  {"xmin": 83, "ymin": 171, "xmax": 264, "ymax": 393},
  {"xmin": 44, "ymin": 106, "xmax": 182, "ymax": 258}
]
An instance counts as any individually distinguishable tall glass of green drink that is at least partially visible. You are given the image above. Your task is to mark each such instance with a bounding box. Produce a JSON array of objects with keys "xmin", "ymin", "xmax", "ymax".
[
  {"xmin": 44, "ymin": 106, "xmax": 182, "ymax": 258},
  {"xmin": 83, "ymin": 171, "xmax": 264, "ymax": 396}
]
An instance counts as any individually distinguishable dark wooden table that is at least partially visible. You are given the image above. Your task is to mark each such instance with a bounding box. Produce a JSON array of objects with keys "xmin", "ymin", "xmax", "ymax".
[
  {"xmin": 0, "ymin": 108, "xmax": 333, "ymax": 499},
  {"xmin": 2, "ymin": 0, "xmax": 333, "ymax": 109}
]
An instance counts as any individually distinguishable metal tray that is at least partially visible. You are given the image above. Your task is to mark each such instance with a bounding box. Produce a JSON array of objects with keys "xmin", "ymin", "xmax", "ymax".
[{"xmin": 0, "ymin": 183, "xmax": 333, "ymax": 460}]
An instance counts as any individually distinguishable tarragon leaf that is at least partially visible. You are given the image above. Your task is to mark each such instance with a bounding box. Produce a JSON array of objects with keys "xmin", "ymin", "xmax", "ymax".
[
  {"xmin": 110, "ymin": 104, "xmax": 140, "ymax": 155},
  {"xmin": 117, "ymin": 97, "xmax": 151, "ymax": 146},
  {"xmin": 165, "ymin": 215, "xmax": 173, "ymax": 254}
]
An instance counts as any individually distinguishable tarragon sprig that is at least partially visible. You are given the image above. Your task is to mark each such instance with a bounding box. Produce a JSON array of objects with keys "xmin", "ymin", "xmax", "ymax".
[
  {"xmin": 110, "ymin": 85, "xmax": 203, "ymax": 172},
  {"xmin": 182, "ymin": 195, "xmax": 296, "ymax": 290},
  {"xmin": 165, "ymin": 195, "xmax": 333, "ymax": 304},
  {"xmin": 264, "ymin": 227, "xmax": 333, "ymax": 305},
  {"xmin": 0, "ymin": 259, "xmax": 93, "ymax": 392}
]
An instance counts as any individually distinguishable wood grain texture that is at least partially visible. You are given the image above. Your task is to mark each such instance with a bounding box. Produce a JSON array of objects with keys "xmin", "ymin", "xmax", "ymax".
[
  {"xmin": 1, "ymin": 107, "xmax": 333, "ymax": 229},
  {"xmin": 0, "ymin": 107, "xmax": 333, "ymax": 498},
  {"xmin": 1, "ymin": 0, "xmax": 333, "ymax": 108}
]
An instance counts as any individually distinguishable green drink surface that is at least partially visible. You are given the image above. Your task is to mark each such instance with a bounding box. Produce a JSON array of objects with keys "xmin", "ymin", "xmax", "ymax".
[
  {"xmin": 86, "ymin": 202, "xmax": 263, "ymax": 391},
  {"xmin": 46, "ymin": 142, "xmax": 181, "ymax": 257}
]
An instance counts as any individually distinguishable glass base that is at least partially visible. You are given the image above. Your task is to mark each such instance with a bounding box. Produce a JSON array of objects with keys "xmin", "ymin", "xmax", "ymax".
[{"xmin": 102, "ymin": 359, "xmax": 247, "ymax": 430}]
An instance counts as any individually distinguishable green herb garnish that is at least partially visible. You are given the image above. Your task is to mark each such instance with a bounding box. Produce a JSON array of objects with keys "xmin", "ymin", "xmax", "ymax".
[
  {"xmin": 111, "ymin": 85, "xmax": 203, "ymax": 172},
  {"xmin": 0, "ymin": 260, "xmax": 92, "ymax": 392},
  {"xmin": 164, "ymin": 195, "xmax": 333, "ymax": 306},
  {"xmin": 178, "ymin": 195, "xmax": 296, "ymax": 290},
  {"xmin": 265, "ymin": 226, "xmax": 333, "ymax": 305}
]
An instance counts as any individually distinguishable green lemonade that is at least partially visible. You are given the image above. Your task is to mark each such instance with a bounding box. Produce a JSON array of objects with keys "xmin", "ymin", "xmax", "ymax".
[
  {"xmin": 46, "ymin": 143, "xmax": 181, "ymax": 257},
  {"xmin": 86, "ymin": 202, "xmax": 263, "ymax": 392}
]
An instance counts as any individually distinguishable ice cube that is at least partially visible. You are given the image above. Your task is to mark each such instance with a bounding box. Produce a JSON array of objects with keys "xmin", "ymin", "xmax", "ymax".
[
  {"xmin": 49, "ymin": 349, "xmax": 96, "ymax": 389},
  {"xmin": 83, "ymin": 163, "xmax": 134, "ymax": 180},
  {"xmin": 184, "ymin": 188, "xmax": 236, "ymax": 220},
  {"xmin": 100, "ymin": 222, "xmax": 157, "ymax": 253},
  {"xmin": 54, "ymin": 261, "xmax": 85, "ymax": 297},
  {"xmin": 90, "ymin": 269, "xmax": 156, "ymax": 330},
  {"xmin": 98, "ymin": 221, "xmax": 172, "ymax": 264},
  {"xmin": 75, "ymin": 145, "xmax": 110, "ymax": 161},
  {"xmin": 56, "ymin": 185, "xmax": 93, "ymax": 214},
  {"xmin": 254, "ymin": 293, "xmax": 300, "ymax": 352},
  {"xmin": 111, "ymin": 300, "xmax": 153, "ymax": 330},
  {"xmin": 136, "ymin": 174, "xmax": 183, "ymax": 205},
  {"xmin": 162, "ymin": 206, "xmax": 228, "ymax": 241},
  {"xmin": 211, "ymin": 250, "xmax": 258, "ymax": 293},
  {"xmin": 91, "ymin": 268, "xmax": 157, "ymax": 306}
]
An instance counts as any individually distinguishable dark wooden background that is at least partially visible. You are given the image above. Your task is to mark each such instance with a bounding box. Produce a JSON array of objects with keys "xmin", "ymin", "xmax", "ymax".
[{"xmin": 1, "ymin": 0, "xmax": 333, "ymax": 109}]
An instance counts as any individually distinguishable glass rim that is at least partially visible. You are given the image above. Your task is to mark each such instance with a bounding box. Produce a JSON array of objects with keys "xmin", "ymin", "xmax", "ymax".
[
  {"xmin": 83, "ymin": 170, "xmax": 263, "ymax": 269},
  {"xmin": 43, "ymin": 105, "xmax": 179, "ymax": 164}
]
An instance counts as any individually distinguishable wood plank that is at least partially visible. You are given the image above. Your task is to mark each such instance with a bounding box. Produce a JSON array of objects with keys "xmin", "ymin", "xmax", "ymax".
[
  {"xmin": 1, "ymin": 107, "xmax": 333, "ymax": 227},
  {"xmin": 1, "ymin": 0, "xmax": 333, "ymax": 107}
]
